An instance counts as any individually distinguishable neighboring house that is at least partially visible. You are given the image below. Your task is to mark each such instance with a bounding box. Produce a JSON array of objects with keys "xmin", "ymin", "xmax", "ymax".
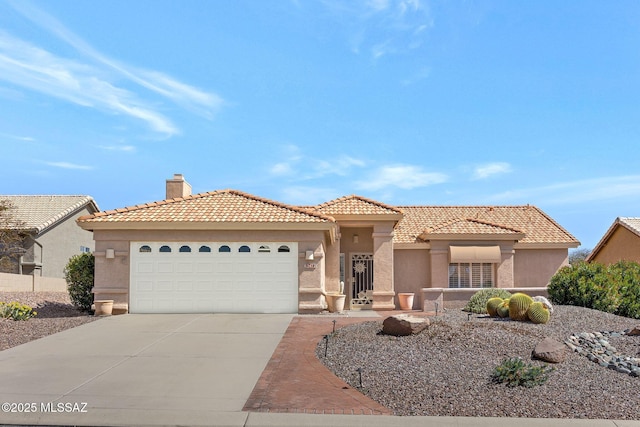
[
  {"xmin": 77, "ymin": 174, "xmax": 579, "ymax": 314},
  {"xmin": 585, "ymin": 217, "xmax": 640, "ymax": 264},
  {"xmin": 1, "ymin": 195, "xmax": 99, "ymax": 278}
]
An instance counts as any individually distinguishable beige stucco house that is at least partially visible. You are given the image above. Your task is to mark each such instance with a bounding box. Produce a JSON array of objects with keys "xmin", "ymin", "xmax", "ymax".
[
  {"xmin": 77, "ymin": 174, "xmax": 579, "ymax": 314},
  {"xmin": 1, "ymin": 195, "xmax": 99, "ymax": 278},
  {"xmin": 586, "ymin": 217, "xmax": 640, "ymax": 264}
]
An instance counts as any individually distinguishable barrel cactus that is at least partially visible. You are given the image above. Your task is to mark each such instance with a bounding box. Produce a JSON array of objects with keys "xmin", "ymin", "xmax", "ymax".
[
  {"xmin": 486, "ymin": 297, "xmax": 504, "ymax": 317},
  {"xmin": 496, "ymin": 299, "xmax": 510, "ymax": 318},
  {"xmin": 509, "ymin": 293, "xmax": 533, "ymax": 321},
  {"xmin": 527, "ymin": 301, "xmax": 550, "ymax": 324}
]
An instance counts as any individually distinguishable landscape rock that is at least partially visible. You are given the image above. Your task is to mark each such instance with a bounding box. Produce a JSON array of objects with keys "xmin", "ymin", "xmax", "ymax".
[
  {"xmin": 626, "ymin": 326, "xmax": 640, "ymax": 336},
  {"xmin": 382, "ymin": 314, "xmax": 430, "ymax": 336},
  {"xmin": 533, "ymin": 337, "xmax": 567, "ymax": 363}
]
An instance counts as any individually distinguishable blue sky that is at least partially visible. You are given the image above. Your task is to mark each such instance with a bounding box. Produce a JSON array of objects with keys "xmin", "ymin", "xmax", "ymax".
[{"xmin": 1, "ymin": 0, "xmax": 639, "ymax": 250}]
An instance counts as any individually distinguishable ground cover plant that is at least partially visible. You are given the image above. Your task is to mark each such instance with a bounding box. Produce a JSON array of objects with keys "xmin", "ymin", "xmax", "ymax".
[
  {"xmin": 0, "ymin": 301, "xmax": 36, "ymax": 321},
  {"xmin": 462, "ymin": 288, "xmax": 512, "ymax": 314}
]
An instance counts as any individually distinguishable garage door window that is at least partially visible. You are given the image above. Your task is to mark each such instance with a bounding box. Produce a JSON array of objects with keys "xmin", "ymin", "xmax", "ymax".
[
  {"xmin": 139, "ymin": 245, "xmax": 152, "ymax": 253},
  {"xmin": 179, "ymin": 245, "xmax": 191, "ymax": 253},
  {"xmin": 159, "ymin": 245, "xmax": 171, "ymax": 253},
  {"xmin": 239, "ymin": 245, "xmax": 251, "ymax": 253},
  {"xmin": 258, "ymin": 245, "xmax": 270, "ymax": 253},
  {"xmin": 199, "ymin": 245, "xmax": 211, "ymax": 253},
  {"xmin": 278, "ymin": 245, "xmax": 290, "ymax": 253}
]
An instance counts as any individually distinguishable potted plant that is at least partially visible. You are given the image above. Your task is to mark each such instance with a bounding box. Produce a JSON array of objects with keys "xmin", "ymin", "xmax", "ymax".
[{"xmin": 326, "ymin": 281, "xmax": 346, "ymax": 313}]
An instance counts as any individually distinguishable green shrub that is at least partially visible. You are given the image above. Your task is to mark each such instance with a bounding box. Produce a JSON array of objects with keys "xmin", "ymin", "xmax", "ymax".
[
  {"xmin": 463, "ymin": 288, "xmax": 513, "ymax": 314},
  {"xmin": 490, "ymin": 357, "xmax": 553, "ymax": 388},
  {"xmin": 611, "ymin": 261, "xmax": 640, "ymax": 318},
  {"xmin": 0, "ymin": 301, "xmax": 37, "ymax": 321},
  {"xmin": 64, "ymin": 252, "xmax": 95, "ymax": 312},
  {"xmin": 548, "ymin": 260, "xmax": 640, "ymax": 319}
]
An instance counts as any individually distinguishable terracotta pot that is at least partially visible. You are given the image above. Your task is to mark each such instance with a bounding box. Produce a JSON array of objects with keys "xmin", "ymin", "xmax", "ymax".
[
  {"xmin": 398, "ymin": 293, "xmax": 415, "ymax": 311},
  {"xmin": 94, "ymin": 300, "xmax": 114, "ymax": 316}
]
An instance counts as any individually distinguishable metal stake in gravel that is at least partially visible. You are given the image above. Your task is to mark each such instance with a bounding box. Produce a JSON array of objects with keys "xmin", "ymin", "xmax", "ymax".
[
  {"xmin": 332, "ymin": 319, "xmax": 336, "ymax": 333},
  {"xmin": 356, "ymin": 367, "xmax": 363, "ymax": 388},
  {"xmin": 467, "ymin": 313, "xmax": 472, "ymax": 321},
  {"xmin": 323, "ymin": 334, "xmax": 329, "ymax": 357}
]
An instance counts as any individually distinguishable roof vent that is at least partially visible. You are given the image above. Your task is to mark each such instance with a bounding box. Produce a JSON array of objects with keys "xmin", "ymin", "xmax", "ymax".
[{"xmin": 166, "ymin": 174, "xmax": 192, "ymax": 199}]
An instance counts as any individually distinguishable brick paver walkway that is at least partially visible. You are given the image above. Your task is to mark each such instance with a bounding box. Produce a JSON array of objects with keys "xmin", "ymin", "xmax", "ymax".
[{"xmin": 244, "ymin": 314, "xmax": 394, "ymax": 415}]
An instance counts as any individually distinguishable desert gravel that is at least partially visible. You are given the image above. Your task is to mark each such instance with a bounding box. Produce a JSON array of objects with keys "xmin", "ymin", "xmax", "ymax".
[
  {"xmin": 0, "ymin": 292, "xmax": 97, "ymax": 351},
  {"xmin": 317, "ymin": 305, "xmax": 640, "ymax": 419}
]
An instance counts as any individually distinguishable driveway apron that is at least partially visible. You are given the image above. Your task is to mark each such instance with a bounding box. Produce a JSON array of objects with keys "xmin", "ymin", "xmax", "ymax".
[{"xmin": 0, "ymin": 313, "xmax": 293, "ymax": 426}]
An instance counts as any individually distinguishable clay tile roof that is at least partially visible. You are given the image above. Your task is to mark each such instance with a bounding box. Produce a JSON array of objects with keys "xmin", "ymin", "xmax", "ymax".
[
  {"xmin": 619, "ymin": 217, "xmax": 640, "ymax": 235},
  {"xmin": 395, "ymin": 205, "xmax": 579, "ymax": 245},
  {"xmin": 78, "ymin": 190, "xmax": 334, "ymax": 224},
  {"xmin": 314, "ymin": 195, "xmax": 403, "ymax": 216},
  {"xmin": 1, "ymin": 195, "xmax": 99, "ymax": 233},
  {"xmin": 422, "ymin": 217, "xmax": 523, "ymax": 236}
]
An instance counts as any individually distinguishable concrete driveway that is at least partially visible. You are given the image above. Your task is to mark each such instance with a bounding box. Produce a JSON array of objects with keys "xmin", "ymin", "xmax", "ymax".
[{"xmin": 0, "ymin": 313, "xmax": 293, "ymax": 426}]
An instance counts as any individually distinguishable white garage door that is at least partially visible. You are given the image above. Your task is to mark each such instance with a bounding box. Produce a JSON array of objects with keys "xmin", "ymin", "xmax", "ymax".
[{"xmin": 129, "ymin": 242, "xmax": 299, "ymax": 313}]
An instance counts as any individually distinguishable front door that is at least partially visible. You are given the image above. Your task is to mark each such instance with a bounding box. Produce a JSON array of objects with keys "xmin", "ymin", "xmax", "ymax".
[{"xmin": 350, "ymin": 253, "xmax": 374, "ymax": 309}]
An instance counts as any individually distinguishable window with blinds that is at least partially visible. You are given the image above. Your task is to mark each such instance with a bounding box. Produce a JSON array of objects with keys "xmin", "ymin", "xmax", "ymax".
[{"xmin": 448, "ymin": 263, "xmax": 494, "ymax": 288}]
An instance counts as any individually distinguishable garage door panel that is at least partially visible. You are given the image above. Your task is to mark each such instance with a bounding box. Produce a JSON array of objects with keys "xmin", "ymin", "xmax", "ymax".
[
  {"xmin": 176, "ymin": 262, "xmax": 193, "ymax": 274},
  {"xmin": 234, "ymin": 261, "xmax": 253, "ymax": 273},
  {"xmin": 136, "ymin": 262, "xmax": 154, "ymax": 274},
  {"xmin": 157, "ymin": 262, "xmax": 173, "ymax": 274},
  {"xmin": 157, "ymin": 280, "xmax": 173, "ymax": 291},
  {"xmin": 130, "ymin": 242, "xmax": 298, "ymax": 313},
  {"xmin": 195, "ymin": 280, "xmax": 213, "ymax": 291},
  {"xmin": 176, "ymin": 280, "xmax": 193, "ymax": 291}
]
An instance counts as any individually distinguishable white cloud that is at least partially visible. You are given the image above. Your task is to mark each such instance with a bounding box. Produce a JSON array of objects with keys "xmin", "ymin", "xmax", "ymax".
[
  {"xmin": 473, "ymin": 162, "xmax": 513, "ymax": 180},
  {"xmin": 487, "ymin": 175, "xmax": 640, "ymax": 205},
  {"xmin": 44, "ymin": 161, "xmax": 92, "ymax": 170},
  {"xmin": 3, "ymin": 1, "xmax": 224, "ymax": 136},
  {"xmin": 356, "ymin": 164, "xmax": 448, "ymax": 190},
  {"xmin": 268, "ymin": 147, "xmax": 365, "ymax": 179},
  {"xmin": 0, "ymin": 133, "xmax": 35, "ymax": 142},
  {"xmin": 313, "ymin": 155, "xmax": 366, "ymax": 177},
  {"xmin": 322, "ymin": 0, "xmax": 433, "ymax": 60},
  {"xmin": 0, "ymin": 31, "xmax": 179, "ymax": 137},
  {"xmin": 98, "ymin": 145, "xmax": 136, "ymax": 152}
]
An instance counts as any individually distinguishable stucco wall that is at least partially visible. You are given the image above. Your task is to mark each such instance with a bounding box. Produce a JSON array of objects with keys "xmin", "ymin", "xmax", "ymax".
[
  {"xmin": 591, "ymin": 226, "xmax": 640, "ymax": 264},
  {"xmin": 33, "ymin": 207, "xmax": 95, "ymax": 278},
  {"xmin": 393, "ymin": 249, "xmax": 429, "ymax": 309},
  {"xmin": 92, "ymin": 228, "xmax": 328, "ymax": 313},
  {"xmin": 513, "ymin": 248, "xmax": 568, "ymax": 287}
]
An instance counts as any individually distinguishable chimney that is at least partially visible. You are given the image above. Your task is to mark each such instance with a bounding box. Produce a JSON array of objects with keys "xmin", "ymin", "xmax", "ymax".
[{"xmin": 166, "ymin": 174, "xmax": 192, "ymax": 199}]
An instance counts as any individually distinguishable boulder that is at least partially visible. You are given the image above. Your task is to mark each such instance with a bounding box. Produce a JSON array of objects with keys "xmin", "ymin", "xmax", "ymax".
[
  {"xmin": 626, "ymin": 326, "xmax": 640, "ymax": 336},
  {"xmin": 382, "ymin": 314, "xmax": 430, "ymax": 336},
  {"xmin": 532, "ymin": 337, "xmax": 567, "ymax": 363}
]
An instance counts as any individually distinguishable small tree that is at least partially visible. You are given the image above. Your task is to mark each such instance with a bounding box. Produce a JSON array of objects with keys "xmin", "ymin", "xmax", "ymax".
[
  {"xmin": 569, "ymin": 247, "xmax": 592, "ymax": 265},
  {"xmin": 0, "ymin": 199, "xmax": 27, "ymax": 273},
  {"xmin": 64, "ymin": 253, "xmax": 95, "ymax": 312}
]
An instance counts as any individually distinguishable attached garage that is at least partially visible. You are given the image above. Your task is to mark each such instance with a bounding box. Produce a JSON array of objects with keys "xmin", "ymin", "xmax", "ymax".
[{"xmin": 129, "ymin": 242, "xmax": 299, "ymax": 313}]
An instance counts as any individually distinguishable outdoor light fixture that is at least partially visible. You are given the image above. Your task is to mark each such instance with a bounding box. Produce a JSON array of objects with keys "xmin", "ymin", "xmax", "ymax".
[
  {"xmin": 353, "ymin": 234, "xmax": 359, "ymax": 244},
  {"xmin": 305, "ymin": 250, "xmax": 314, "ymax": 261},
  {"xmin": 106, "ymin": 249, "xmax": 115, "ymax": 259}
]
